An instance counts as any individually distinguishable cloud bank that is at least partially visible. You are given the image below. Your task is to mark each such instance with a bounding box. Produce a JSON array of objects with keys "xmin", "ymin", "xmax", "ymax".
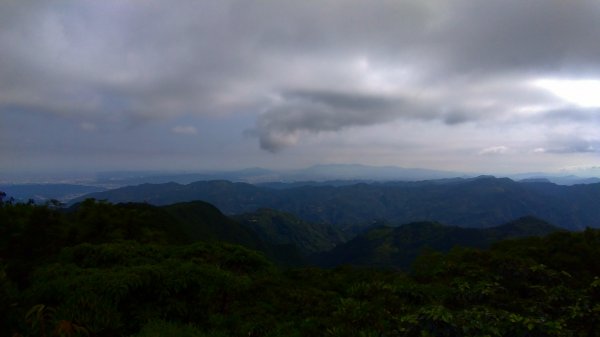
[{"xmin": 2, "ymin": 0, "xmax": 600, "ymax": 173}]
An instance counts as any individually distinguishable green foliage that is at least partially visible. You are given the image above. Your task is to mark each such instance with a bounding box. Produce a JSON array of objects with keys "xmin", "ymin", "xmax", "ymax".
[
  {"xmin": 21, "ymin": 241, "xmax": 271, "ymax": 336},
  {"xmin": 235, "ymin": 208, "xmax": 347, "ymax": 255},
  {"xmin": 3, "ymin": 200, "xmax": 600, "ymax": 337},
  {"xmin": 69, "ymin": 199, "xmax": 187, "ymax": 244},
  {"xmin": 316, "ymin": 217, "xmax": 560, "ymax": 269},
  {"xmin": 132, "ymin": 320, "xmax": 225, "ymax": 337},
  {"xmin": 163, "ymin": 201, "xmax": 264, "ymax": 249}
]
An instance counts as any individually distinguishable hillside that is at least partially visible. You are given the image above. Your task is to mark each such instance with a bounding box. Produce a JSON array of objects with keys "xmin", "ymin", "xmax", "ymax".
[
  {"xmin": 313, "ymin": 216, "xmax": 562, "ymax": 269},
  {"xmin": 69, "ymin": 199, "xmax": 302, "ymax": 266},
  {"xmin": 3, "ymin": 199, "xmax": 600, "ymax": 337},
  {"xmin": 77, "ymin": 176, "xmax": 600, "ymax": 230},
  {"xmin": 235, "ymin": 208, "xmax": 348, "ymax": 255},
  {"xmin": 163, "ymin": 201, "xmax": 264, "ymax": 250}
]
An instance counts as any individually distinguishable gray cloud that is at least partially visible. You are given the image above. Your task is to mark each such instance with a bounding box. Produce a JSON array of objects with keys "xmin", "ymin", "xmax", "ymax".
[
  {"xmin": 252, "ymin": 89, "xmax": 457, "ymax": 152},
  {"xmin": 3, "ymin": 0, "xmax": 600, "ymax": 173},
  {"xmin": 3, "ymin": 1, "xmax": 600, "ymax": 121},
  {"xmin": 254, "ymin": 90, "xmax": 401, "ymax": 152},
  {"xmin": 172, "ymin": 125, "xmax": 198, "ymax": 135},
  {"xmin": 424, "ymin": 0, "xmax": 600, "ymax": 77},
  {"xmin": 539, "ymin": 107, "xmax": 600, "ymax": 122},
  {"xmin": 536, "ymin": 135, "xmax": 600, "ymax": 154},
  {"xmin": 0, "ymin": 1, "xmax": 261, "ymax": 122}
]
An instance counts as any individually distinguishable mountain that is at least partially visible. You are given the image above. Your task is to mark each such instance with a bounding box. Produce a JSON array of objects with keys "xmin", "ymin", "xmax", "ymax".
[
  {"xmin": 234, "ymin": 208, "xmax": 348, "ymax": 255},
  {"xmin": 313, "ymin": 216, "xmax": 562, "ymax": 269},
  {"xmin": 515, "ymin": 174, "xmax": 600, "ymax": 185},
  {"xmin": 163, "ymin": 201, "xmax": 266, "ymax": 250},
  {"xmin": 76, "ymin": 176, "xmax": 600, "ymax": 231},
  {"xmin": 65, "ymin": 199, "xmax": 303, "ymax": 266},
  {"xmin": 76, "ymin": 180, "xmax": 270, "ymax": 209}
]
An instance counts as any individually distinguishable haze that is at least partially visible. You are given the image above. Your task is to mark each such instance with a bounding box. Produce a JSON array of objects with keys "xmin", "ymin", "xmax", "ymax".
[{"xmin": 2, "ymin": 0, "xmax": 600, "ymax": 178}]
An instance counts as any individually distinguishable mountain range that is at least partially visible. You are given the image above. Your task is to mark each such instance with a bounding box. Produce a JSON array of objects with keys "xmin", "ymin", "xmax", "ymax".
[
  {"xmin": 60, "ymin": 199, "xmax": 562, "ymax": 270},
  {"xmin": 5, "ymin": 164, "xmax": 599, "ymax": 205},
  {"xmin": 91, "ymin": 165, "xmax": 600, "ymax": 186},
  {"xmin": 75, "ymin": 176, "xmax": 600, "ymax": 230},
  {"xmin": 91, "ymin": 164, "xmax": 465, "ymax": 186},
  {"xmin": 63, "ymin": 199, "xmax": 305, "ymax": 266}
]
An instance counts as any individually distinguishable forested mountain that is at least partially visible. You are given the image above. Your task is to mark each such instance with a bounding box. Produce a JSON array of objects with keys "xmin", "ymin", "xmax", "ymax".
[
  {"xmin": 235, "ymin": 208, "xmax": 348, "ymax": 255},
  {"xmin": 314, "ymin": 216, "xmax": 562, "ymax": 269},
  {"xmin": 77, "ymin": 176, "xmax": 600, "ymax": 230},
  {"xmin": 64, "ymin": 199, "xmax": 265, "ymax": 249},
  {"xmin": 162, "ymin": 201, "xmax": 265, "ymax": 250},
  {"xmin": 2, "ymin": 199, "xmax": 600, "ymax": 337},
  {"xmin": 0, "ymin": 198, "xmax": 302, "ymax": 271}
]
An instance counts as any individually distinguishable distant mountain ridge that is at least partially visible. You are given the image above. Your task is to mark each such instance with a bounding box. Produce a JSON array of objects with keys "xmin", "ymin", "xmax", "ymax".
[
  {"xmin": 90, "ymin": 164, "xmax": 465, "ymax": 186},
  {"xmin": 76, "ymin": 176, "xmax": 600, "ymax": 231},
  {"xmin": 5, "ymin": 164, "xmax": 599, "ymax": 203},
  {"xmin": 91, "ymin": 165, "xmax": 600, "ymax": 186}
]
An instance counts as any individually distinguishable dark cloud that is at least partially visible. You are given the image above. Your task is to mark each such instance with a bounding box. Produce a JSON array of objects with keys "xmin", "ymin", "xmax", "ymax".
[
  {"xmin": 254, "ymin": 90, "xmax": 403, "ymax": 152},
  {"xmin": 251, "ymin": 89, "xmax": 468, "ymax": 152}
]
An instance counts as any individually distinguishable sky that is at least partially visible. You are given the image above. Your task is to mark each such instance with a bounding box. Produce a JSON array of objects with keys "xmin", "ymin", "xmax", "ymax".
[{"xmin": 2, "ymin": 0, "xmax": 600, "ymax": 177}]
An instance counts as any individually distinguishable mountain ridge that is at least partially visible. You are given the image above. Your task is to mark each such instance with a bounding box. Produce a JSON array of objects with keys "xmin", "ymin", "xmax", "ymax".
[{"xmin": 75, "ymin": 177, "xmax": 600, "ymax": 230}]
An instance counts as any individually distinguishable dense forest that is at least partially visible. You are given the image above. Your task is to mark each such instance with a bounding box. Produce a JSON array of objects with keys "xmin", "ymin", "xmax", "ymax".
[{"xmin": 2, "ymin": 196, "xmax": 600, "ymax": 336}]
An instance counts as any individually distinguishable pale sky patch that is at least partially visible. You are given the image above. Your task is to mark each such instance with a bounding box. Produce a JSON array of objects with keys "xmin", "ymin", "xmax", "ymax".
[
  {"xmin": 534, "ymin": 79, "xmax": 600, "ymax": 108},
  {"xmin": 171, "ymin": 125, "xmax": 198, "ymax": 135},
  {"xmin": 479, "ymin": 146, "xmax": 509, "ymax": 156},
  {"xmin": 80, "ymin": 122, "xmax": 96, "ymax": 131}
]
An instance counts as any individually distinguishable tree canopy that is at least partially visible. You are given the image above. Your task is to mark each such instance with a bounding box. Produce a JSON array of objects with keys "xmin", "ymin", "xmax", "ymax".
[{"xmin": 2, "ymin": 199, "xmax": 599, "ymax": 337}]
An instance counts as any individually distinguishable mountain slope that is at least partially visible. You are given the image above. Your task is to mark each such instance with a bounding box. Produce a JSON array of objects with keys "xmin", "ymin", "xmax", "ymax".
[
  {"xmin": 66, "ymin": 199, "xmax": 303, "ymax": 266},
  {"xmin": 234, "ymin": 208, "xmax": 348, "ymax": 255},
  {"xmin": 163, "ymin": 201, "xmax": 305, "ymax": 266},
  {"xmin": 313, "ymin": 216, "xmax": 562, "ymax": 269},
  {"xmin": 163, "ymin": 201, "xmax": 264, "ymax": 250}
]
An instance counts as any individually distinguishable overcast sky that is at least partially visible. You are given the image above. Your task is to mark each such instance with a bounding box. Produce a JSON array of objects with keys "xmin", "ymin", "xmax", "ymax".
[{"xmin": 2, "ymin": 0, "xmax": 600, "ymax": 177}]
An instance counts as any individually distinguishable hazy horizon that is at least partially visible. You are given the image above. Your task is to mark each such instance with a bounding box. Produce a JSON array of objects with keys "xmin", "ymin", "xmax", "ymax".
[
  {"xmin": 4, "ymin": 162, "xmax": 600, "ymax": 186},
  {"xmin": 2, "ymin": 1, "xmax": 600, "ymax": 176}
]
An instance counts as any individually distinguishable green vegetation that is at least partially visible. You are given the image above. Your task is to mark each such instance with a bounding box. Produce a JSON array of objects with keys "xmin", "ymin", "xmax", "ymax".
[
  {"xmin": 235, "ymin": 208, "xmax": 347, "ymax": 255},
  {"xmin": 314, "ymin": 216, "xmax": 562, "ymax": 269},
  {"xmin": 2, "ymin": 198, "xmax": 600, "ymax": 336}
]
